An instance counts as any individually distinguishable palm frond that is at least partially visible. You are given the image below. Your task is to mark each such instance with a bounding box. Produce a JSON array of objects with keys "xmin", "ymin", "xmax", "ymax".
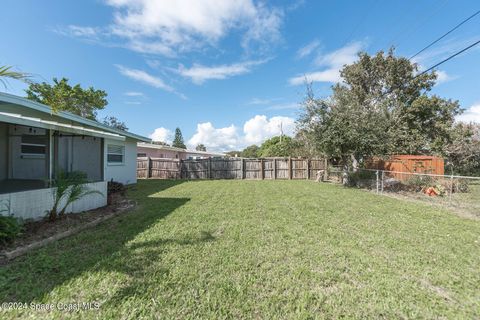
[{"xmin": 0, "ymin": 65, "xmax": 32, "ymax": 88}]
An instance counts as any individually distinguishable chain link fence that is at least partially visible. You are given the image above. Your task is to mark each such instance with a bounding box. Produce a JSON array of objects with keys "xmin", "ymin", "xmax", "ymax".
[{"xmin": 326, "ymin": 166, "xmax": 480, "ymax": 218}]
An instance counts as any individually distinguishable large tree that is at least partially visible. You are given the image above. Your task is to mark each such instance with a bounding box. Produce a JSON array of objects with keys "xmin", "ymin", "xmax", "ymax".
[
  {"xmin": 195, "ymin": 144, "xmax": 206, "ymax": 151},
  {"xmin": 241, "ymin": 145, "xmax": 260, "ymax": 158},
  {"xmin": 446, "ymin": 123, "xmax": 480, "ymax": 176},
  {"xmin": 297, "ymin": 49, "xmax": 462, "ymax": 168},
  {"xmin": 103, "ymin": 116, "xmax": 128, "ymax": 131},
  {"xmin": 172, "ymin": 127, "xmax": 186, "ymax": 149},
  {"xmin": 259, "ymin": 136, "xmax": 299, "ymax": 157},
  {"xmin": 25, "ymin": 78, "xmax": 108, "ymax": 120}
]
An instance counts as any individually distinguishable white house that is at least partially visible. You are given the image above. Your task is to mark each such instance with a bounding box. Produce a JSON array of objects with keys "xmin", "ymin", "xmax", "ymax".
[
  {"xmin": 137, "ymin": 142, "xmax": 226, "ymax": 160},
  {"xmin": 0, "ymin": 92, "xmax": 150, "ymax": 219}
]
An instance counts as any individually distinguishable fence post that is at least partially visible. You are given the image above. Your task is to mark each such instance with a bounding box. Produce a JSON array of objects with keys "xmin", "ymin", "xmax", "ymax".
[
  {"xmin": 289, "ymin": 157, "xmax": 292, "ymax": 180},
  {"xmin": 241, "ymin": 158, "xmax": 245, "ymax": 179},
  {"xmin": 324, "ymin": 158, "xmax": 329, "ymax": 181},
  {"xmin": 306, "ymin": 159, "xmax": 310, "ymax": 180},
  {"xmin": 376, "ymin": 170, "xmax": 379, "ymax": 194},
  {"xmin": 260, "ymin": 159, "xmax": 264, "ymax": 180},
  {"xmin": 208, "ymin": 157, "xmax": 212, "ymax": 179},
  {"xmin": 147, "ymin": 157, "xmax": 151, "ymax": 179},
  {"xmin": 273, "ymin": 158, "xmax": 277, "ymax": 180},
  {"xmin": 449, "ymin": 174, "xmax": 454, "ymax": 204},
  {"xmin": 381, "ymin": 170, "xmax": 385, "ymax": 193},
  {"xmin": 180, "ymin": 159, "xmax": 184, "ymax": 179}
]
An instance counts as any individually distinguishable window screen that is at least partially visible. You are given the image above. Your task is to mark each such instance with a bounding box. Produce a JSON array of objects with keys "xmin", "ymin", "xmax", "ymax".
[
  {"xmin": 21, "ymin": 135, "xmax": 46, "ymax": 156},
  {"xmin": 107, "ymin": 144, "xmax": 125, "ymax": 164}
]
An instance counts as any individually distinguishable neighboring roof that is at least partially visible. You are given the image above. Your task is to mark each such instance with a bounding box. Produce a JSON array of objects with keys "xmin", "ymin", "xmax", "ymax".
[
  {"xmin": 138, "ymin": 142, "xmax": 226, "ymax": 157},
  {"xmin": 0, "ymin": 92, "xmax": 150, "ymax": 142}
]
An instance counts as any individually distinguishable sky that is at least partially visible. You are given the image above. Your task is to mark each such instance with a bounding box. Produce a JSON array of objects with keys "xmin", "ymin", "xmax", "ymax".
[{"xmin": 1, "ymin": 0, "xmax": 479, "ymax": 151}]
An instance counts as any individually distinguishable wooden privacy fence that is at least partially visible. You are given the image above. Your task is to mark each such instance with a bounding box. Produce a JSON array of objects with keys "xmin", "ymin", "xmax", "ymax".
[{"xmin": 137, "ymin": 157, "xmax": 328, "ymax": 180}]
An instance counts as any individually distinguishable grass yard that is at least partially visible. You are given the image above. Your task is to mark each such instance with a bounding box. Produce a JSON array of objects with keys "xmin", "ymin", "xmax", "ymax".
[{"xmin": 1, "ymin": 180, "xmax": 479, "ymax": 319}]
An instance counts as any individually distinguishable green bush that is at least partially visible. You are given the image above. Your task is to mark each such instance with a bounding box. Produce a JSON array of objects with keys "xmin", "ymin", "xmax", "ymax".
[
  {"xmin": 0, "ymin": 215, "xmax": 23, "ymax": 245},
  {"xmin": 347, "ymin": 170, "xmax": 377, "ymax": 187},
  {"xmin": 404, "ymin": 175, "xmax": 434, "ymax": 192}
]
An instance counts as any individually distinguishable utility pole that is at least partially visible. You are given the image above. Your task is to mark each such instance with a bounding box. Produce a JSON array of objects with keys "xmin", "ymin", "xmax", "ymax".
[{"xmin": 279, "ymin": 122, "xmax": 283, "ymax": 143}]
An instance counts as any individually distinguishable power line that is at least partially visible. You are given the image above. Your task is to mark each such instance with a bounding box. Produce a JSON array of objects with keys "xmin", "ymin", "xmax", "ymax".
[
  {"xmin": 416, "ymin": 38, "xmax": 480, "ymax": 77},
  {"xmin": 371, "ymin": 38, "xmax": 480, "ymax": 101},
  {"xmin": 389, "ymin": 0, "xmax": 450, "ymax": 51},
  {"xmin": 409, "ymin": 9, "xmax": 480, "ymax": 60}
]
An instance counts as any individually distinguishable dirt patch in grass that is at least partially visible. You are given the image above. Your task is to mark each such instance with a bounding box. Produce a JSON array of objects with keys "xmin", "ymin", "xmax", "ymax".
[
  {"xmin": 0, "ymin": 193, "xmax": 133, "ymax": 254},
  {"xmin": 377, "ymin": 191, "xmax": 480, "ymax": 221}
]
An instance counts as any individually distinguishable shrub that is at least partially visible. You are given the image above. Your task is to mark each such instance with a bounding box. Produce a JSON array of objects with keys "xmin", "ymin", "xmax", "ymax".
[
  {"xmin": 347, "ymin": 170, "xmax": 377, "ymax": 188},
  {"xmin": 403, "ymin": 175, "xmax": 434, "ymax": 192},
  {"xmin": 108, "ymin": 179, "xmax": 126, "ymax": 196},
  {"xmin": 0, "ymin": 215, "xmax": 23, "ymax": 245},
  {"xmin": 49, "ymin": 170, "xmax": 103, "ymax": 221}
]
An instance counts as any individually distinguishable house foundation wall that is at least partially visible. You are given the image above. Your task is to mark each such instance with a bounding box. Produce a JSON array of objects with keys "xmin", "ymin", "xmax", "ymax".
[{"xmin": 0, "ymin": 181, "xmax": 107, "ymax": 220}]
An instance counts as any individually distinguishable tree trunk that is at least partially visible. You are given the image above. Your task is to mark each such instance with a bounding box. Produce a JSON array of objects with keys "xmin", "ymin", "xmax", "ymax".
[
  {"xmin": 351, "ymin": 154, "xmax": 359, "ymax": 172},
  {"xmin": 342, "ymin": 156, "xmax": 349, "ymax": 185}
]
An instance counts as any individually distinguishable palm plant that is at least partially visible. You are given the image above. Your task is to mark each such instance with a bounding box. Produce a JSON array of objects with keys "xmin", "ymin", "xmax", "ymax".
[
  {"xmin": 0, "ymin": 65, "xmax": 31, "ymax": 88},
  {"xmin": 48, "ymin": 171, "xmax": 103, "ymax": 221}
]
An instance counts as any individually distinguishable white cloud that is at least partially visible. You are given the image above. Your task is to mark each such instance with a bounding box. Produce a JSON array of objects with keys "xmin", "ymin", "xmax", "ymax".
[
  {"xmin": 266, "ymin": 103, "xmax": 299, "ymax": 110},
  {"xmin": 177, "ymin": 60, "xmax": 267, "ymax": 84},
  {"xmin": 435, "ymin": 70, "xmax": 455, "ymax": 84},
  {"xmin": 457, "ymin": 104, "xmax": 480, "ymax": 123},
  {"xmin": 116, "ymin": 64, "xmax": 186, "ymax": 98},
  {"xmin": 124, "ymin": 91, "xmax": 144, "ymax": 96},
  {"xmin": 188, "ymin": 122, "xmax": 240, "ymax": 150},
  {"xmin": 243, "ymin": 115, "xmax": 295, "ymax": 145},
  {"xmin": 149, "ymin": 127, "xmax": 173, "ymax": 143},
  {"xmin": 66, "ymin": 25, "xmax": 100, "ymax": 38},
  {"xmin": 54, "ymin": 25, "xmax": 101, "ymax": 39},
  {"xmin": 186, "ymin": 115, "xmax": 296, "ymax": 151},
  {"xmin": 296, "ymin": 39, "xmax": 320, "ymax": 59},
  {"xmin": 289, "ymin": 69, "xmax": 342, "ymax": 85},
  {"xmin": 102, "ymin": 0, "xmax": 282, "ymax": 55},
  {"xmin": 314, "ymin": 41, "xmax": 363, "ymax": 68},
  {"xmin": 412, "ymin": 36, "xmax": 480, "ymax": 66},
  {"xmin": 289, "ymin": 41, "xmax": 364, "ymax": 85},
  {"xmin": 248, "ymin": 97, "xmax": 280, "ymax": 105}
]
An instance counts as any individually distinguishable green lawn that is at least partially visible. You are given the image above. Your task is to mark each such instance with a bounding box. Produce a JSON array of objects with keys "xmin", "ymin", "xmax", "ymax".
[{"xmin": 1, "ymin": 180, "xmax": 479, "ymax": 319}]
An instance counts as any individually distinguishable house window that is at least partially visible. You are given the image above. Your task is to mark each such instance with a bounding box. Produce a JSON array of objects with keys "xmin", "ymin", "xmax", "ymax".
[
  {"xmin": 137, "ymin": 153, "xmax": 147, "ymax": 157},
  {"xmin": 21, "ymin": 135, "xmax": 46, "ymax": 158},
  {"xmin": 107, "ymin": 144, "xmax": 125, "ymax": 165}
]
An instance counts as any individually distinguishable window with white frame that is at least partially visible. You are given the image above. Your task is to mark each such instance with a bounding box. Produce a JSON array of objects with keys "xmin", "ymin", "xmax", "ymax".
[
  {"xmin": 107, "ymin": 144, "xmax": 125, "ymax": 164},
  {"xmin": 21, "ymin": 135, "xmax": 47, "ymax": 158}
]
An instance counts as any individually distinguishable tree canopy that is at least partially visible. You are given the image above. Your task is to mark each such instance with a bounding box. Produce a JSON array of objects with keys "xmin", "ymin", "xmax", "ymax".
[
  {"xmin": 103, "ymin": 116, "xmax": 128, "ymax": 131},
  {"xmin": 172, "ymin": 127, "xmax": 186, "ymax": 149},
  {"xmin": 446, "ymin": 123, "xmax": 480, "ymax": 176},
  {"xmin": 297, "ymin": 49, "xmax": 462, "ymax": 166},
  {"xmin": 25, "ymin": 78, "xmax": 108, "ymax": 120},
  {"xmin": 258, "ymin": 136, "xmax": 299, "ymax": 157},
  {"xmin": 241, "ymin": 145, "xmax": 260, "ymax": 158},
  {"xmin": 196, "ymin": 144, "xmax": 206, "ymax": 151}
]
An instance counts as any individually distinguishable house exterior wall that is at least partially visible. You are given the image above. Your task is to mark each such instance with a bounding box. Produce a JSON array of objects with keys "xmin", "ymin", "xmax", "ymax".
[
  {"xmin": 137, "ymin": 146, "xmax": 224, "ymax": 160},
  {"xmin": 0, "ymin": 181, "xmax": 107, "ymax": 220},
  {"xmin": 0, "ymin": 123, "xmax": 7, "ymax": 180},
  {"xmin": 105, "ymin": 138, "xmax": 137, "ymax": 185},
  {"xmin": 137, "ymin": 147, "xmax": 180, "ymax": 159},
  {"xmin": 57, "ymin": 136, "xmax": 102, "ymax": 181}
]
